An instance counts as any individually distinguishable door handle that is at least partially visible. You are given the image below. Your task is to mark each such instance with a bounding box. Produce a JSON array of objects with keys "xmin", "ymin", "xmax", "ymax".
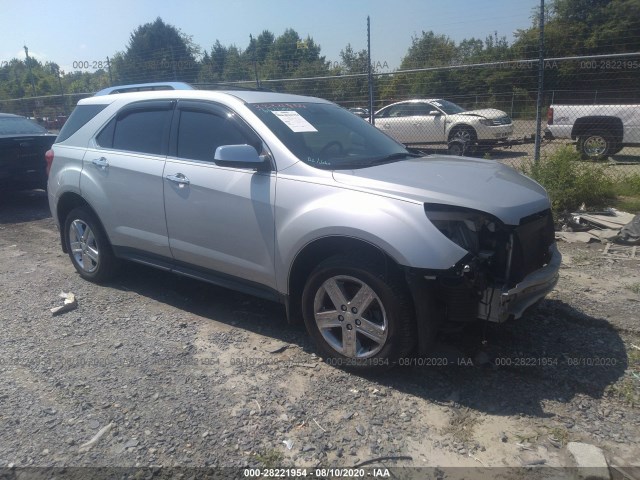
[
  {"xmin": 92, "ymin": 157, "xmax": 109, "ymax": 169},
  {"xmin": 166, "ymin": 173, "xmax": 190, "ymax": 187}
]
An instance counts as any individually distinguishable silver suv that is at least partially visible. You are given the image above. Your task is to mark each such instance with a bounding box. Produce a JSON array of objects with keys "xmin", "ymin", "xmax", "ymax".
[{"xmin": 47, "ymin": 84, "xmax": 561, "ymax": 368}]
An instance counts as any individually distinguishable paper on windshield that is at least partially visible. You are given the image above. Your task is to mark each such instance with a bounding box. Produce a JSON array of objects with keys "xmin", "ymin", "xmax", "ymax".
[{"xmin": 272, "ymin": 110, "xmax": 318, "ymax": 133}]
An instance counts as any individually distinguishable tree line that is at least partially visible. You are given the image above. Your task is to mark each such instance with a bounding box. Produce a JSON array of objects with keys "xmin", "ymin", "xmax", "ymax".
[{"xmin": 1, "ymin": 0, "xmax": 638, "ymax": 117}]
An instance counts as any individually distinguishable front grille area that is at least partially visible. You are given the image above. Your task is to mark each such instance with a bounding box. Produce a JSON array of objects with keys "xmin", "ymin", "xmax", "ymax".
[{"xmin": 508, "ymin": 209, "xmax": 555, "ymax": 285}]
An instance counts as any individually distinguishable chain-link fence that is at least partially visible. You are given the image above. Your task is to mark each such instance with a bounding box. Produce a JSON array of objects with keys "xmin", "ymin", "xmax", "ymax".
[{"xmin": 2, "ymin": 9, "xmax": 639, "ymax": 185}]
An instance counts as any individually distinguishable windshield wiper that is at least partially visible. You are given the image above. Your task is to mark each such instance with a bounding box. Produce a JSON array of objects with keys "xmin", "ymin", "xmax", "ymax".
[
  {"xmin": 369, "ymin": 152, "xmax": 422, "ymax": 165},
  {"xmin": 327, "ymin": 152, "xmax": 422, "ymax": 170}
]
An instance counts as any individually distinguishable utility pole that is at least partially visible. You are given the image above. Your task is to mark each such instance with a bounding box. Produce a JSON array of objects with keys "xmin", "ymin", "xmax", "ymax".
[
  {"xmin": 250, "ymin": 34, "xmax": 260, "ymax": 89},
  {"xmin": 23, "ymin": 45, "xmax": 37, "ymax": 97},
  {"xmin": 53, "ymin": 64, "xmax": 65, "ymax": 114},
  {"xmin": 367, "ymin": 16, "xmax": 374, "ymax": 125},
  {"xmin": 534, "ymin": 0, "xmax": 545, "ymax": 163},
  {"xmin": 106, "ymin": 56, "xmax": 113, "ymax": 86}
]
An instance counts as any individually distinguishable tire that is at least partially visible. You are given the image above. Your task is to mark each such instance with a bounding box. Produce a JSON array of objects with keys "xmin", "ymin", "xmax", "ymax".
[
  {"xmin": 448, "ymin": 126, "xmax": 477, "ymax": 145},
  {"xmin": 447, "ymin": 140, "xmax": 466, "ymax": 156},
  {"xmin": 301, "ymin": 254, "xmax": 416, "ymax": 369},
  {"xmin": 577, "ymin": 130, "xmax": 615, "ymax": 159},
  {"xmin": 63, "ymin": 206, "xmax": 119, "ymax": 283}
]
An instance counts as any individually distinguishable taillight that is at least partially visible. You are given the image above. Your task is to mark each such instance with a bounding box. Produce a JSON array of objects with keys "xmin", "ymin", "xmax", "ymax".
[
  {"xmin": 547, "ymin": 107, "xmax": 554, "ymax": 125},
  {"xmin": 45, "ymin": 149, "xmax": 54, "ymax": 176}
]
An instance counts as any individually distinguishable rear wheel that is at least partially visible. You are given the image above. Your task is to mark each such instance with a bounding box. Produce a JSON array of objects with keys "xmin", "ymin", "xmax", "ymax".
[
  {"xmin": 577, "ymin": 130, "xmax": 615, "ymax": 159},
  {"xmin": 302, "ymin": 254, "xmax": 416, "ymax": 369},
  {"xmin": 63, "ymin": 207, "xmax": 119, "ymax": 283}
]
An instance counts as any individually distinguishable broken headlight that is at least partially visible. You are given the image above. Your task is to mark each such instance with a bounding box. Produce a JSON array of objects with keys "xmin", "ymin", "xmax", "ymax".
[{"xmin": 424, "ymin": 203, "xmax": 499, "ymax": 254}]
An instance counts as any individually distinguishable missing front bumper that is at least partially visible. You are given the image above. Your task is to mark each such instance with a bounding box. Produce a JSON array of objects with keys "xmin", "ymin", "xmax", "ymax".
[{"xmin": 478, "ymin": 243, "xmax": 562, "ymax": 323}]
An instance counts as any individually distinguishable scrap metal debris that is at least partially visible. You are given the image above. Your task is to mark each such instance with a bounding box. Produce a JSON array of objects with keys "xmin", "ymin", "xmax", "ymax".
[
  {"xmin": 618, "ymin": 214, "xmax": 640, "ymax": 245},
  {"xmin": 50, "ymin": 292, "xmax": 78, "ymax": 316},
  {"xmin": 557, "ymin": 209, "xmax": 639, "ymax": 245}
]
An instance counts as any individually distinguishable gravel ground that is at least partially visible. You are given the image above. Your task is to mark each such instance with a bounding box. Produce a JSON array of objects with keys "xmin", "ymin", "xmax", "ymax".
[{"xmin": 0, "ymin": 190, "xmax": 638, "ymax": 476}]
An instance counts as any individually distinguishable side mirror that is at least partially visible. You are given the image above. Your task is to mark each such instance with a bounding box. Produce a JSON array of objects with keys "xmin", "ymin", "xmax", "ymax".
[
  {"xmin": 429, "ymin": 110, "xmax": 441, "ymax": 116},
  {"xmin": 214, "ymin": 144, "xmax": 270, "ymax": 171}
]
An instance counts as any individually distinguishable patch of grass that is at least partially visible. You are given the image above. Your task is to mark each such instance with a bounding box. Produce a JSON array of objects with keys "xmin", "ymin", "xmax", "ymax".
[
  {"xmin": 255, "ymin": 449, "xmax": 285, "ymax": 468},
  {"xmin": 442, "ymin": 408, "xmax": 480, "ymax": 443},
  {"xmin": 522, "ymin": 146, "xmax": 616, "ymax": 215},
  {"xmin": 614, "ymin": 174, "xmax": 640, "ymax": 197},
  {"xmin": 570, "ymin": 252, "xmax": 592, "ymax": 265},
  {"xmin": 612, "ymin": 174, "xmax": 640, "ymax": 213},
  {"xmin": 627, "ymin": 283, "xmax": 640, "ymax": 295},
  {"xmin": 607, "ymin": 379, "xmax": 639, "ymax": 407},
  {"xmin": 606, "ymin": 344, "xmax": 640, "ymax": 407},
  {"xmin": 545, "ymin": 426, "xmax": 569, "ymax": 447}
]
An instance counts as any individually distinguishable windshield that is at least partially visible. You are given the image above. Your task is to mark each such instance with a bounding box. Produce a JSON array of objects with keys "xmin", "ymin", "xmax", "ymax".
[
  {"xmin": 247, "ymin": 102, "xmax": 413, "ymax": 169},
  {"xmin": 0, "ymin": 116, "xmax": 47, "ymax": 135},
  {"xmin": 431, "ymin": 99, "xmax": 466, "ymax": 115}
]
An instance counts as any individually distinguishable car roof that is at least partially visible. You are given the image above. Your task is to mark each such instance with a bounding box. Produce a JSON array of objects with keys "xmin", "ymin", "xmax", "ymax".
[
  {"xmin": 78, "ymin": 89, "xmax": 334, "ymax": 106},
  {"xmin": 384, "ymin": 99, "xmax": 442, "ymax": 106}
]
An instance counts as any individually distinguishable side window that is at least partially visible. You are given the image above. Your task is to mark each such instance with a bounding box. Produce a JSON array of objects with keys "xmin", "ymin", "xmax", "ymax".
[
  {"xmin": 413, "ymin": 104, "xmax": 433, "ymax": 116},
  {"xmin": 176, "ymin": 109, "xmax": 255, "ymax": 162},
  {"xmin": 96, "ymin": 118, "xmax": 115, "ymax": 148},
  {"xmin": 426, "ymin": 103, "xmax": 441, "ymax": 115},
  {"xmin": 57, "ymin": 104, "xmax": 108, "ymax": 143},
  {"xmin": 387, "ymin": 105, "xmax": 405, "ymax": 118},
  {"xmin": 95, "ymin": 104, "xmax": 173, "ymax": 154},
  {"xmin": 112, "ymin": 109, "xmax": 172, "ymax": 155}
]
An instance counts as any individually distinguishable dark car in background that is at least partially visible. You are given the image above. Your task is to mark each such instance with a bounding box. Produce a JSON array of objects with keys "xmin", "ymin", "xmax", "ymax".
[{"xmin": 0, "ymin": 113, "xmax": 57, "ymax": 191}]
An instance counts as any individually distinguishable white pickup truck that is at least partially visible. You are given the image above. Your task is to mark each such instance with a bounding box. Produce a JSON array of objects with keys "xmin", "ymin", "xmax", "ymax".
[{"xmin": 545, "ymin": 104, "xmax": 640, "ymax": 158}]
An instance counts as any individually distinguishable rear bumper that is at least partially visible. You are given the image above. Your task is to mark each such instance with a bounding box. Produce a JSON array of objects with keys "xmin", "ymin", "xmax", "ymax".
[{"xmin": 478, "ymin": 243, "xmax": 561, "ymax": 323}]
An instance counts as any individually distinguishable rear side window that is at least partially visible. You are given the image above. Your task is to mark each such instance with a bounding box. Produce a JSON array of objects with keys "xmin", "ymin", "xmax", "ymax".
[
  {"xmin": 96, "ymin": 102, "xmax": 173, "ymax": 155},
  {"xmin": 56, "ymin": 104, "xmax": 107, "ymax": 143}
]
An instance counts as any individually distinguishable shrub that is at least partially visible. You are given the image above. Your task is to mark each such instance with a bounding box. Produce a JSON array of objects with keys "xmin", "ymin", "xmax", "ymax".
[{"xmin": 522, "ymin": 146, "xmax": 615, "ymax": 214}]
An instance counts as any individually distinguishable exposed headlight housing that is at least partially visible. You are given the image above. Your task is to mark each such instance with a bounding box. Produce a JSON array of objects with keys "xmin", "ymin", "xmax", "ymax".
[
  {"xmin": 478, "ymin": 118, "xmax": 493, "ymax": 126},
  {"xmin": 424, "ymin": 203, "xmax": 500, "ymax": 254}
]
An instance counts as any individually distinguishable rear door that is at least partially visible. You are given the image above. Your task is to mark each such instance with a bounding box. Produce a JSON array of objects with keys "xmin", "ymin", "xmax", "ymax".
[
  {"xmin": 375, "ymin": 104, "xmax": 413, "ymax": 143},
  {"xmin": 163, "ymin": 100, "xmax": 277, "ymax": 291},
  {"xmin": 81, "ymin": 100, "xmax": 174, "ymax": 259}
]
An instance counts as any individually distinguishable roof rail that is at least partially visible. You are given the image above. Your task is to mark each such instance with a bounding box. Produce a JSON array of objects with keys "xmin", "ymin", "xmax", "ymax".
[{"xmin": 94, "ymin": 82, "xmax": 195, "ymax": 96}]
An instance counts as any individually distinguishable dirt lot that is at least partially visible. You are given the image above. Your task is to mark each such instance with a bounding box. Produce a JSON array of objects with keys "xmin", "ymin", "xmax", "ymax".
[{"xmin": 0, "ymin": 190, "xmax": 639, "ymax": 477}]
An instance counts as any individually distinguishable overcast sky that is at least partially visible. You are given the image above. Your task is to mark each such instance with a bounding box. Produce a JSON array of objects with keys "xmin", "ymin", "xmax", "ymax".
[{"xmin": 2, "ymin": 0, "xmax": 538, "ymax": 72}]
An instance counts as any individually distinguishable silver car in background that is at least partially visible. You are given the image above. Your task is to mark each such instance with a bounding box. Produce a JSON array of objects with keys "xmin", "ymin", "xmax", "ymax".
[{"xmin": 47, "ymin": 85, "xmax": 560, "ymax": 369}]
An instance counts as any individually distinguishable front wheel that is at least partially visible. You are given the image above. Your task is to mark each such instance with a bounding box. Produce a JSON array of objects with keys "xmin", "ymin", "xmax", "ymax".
[
  {"xmin": 577, "ymin": 130, "xmax": 615, "ymax": 159},
  {"xmin": 302, "ymin": 254, "xmax": 416, "ymax": 369},
  {"xmin": 448, "ymin": 126, "xmax": 477, "ymax": 145},
  {"xmin": 63, "ymin": 207, "xmax": 119, "ymax": 283}
]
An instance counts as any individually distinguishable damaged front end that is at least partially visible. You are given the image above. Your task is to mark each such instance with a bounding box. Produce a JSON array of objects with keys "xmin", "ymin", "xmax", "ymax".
[{"xmin": 422, "ymin": 203, "xmax": 560, "ymax": 324}]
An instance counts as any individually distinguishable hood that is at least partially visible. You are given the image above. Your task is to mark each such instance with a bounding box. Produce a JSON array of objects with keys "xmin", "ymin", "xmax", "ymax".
[
  {"xmin": 456, "ymin": 108, "xmax": 507, "ymax": 119},
  {"xmin": 332, "ymin": 156, "xmax": 549, "ymax": 225}
]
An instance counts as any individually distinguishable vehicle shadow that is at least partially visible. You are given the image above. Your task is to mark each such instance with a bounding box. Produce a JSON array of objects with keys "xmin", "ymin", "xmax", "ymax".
[
  {"xmin": 371, "ymin": 298, "xmax": 628, "ymax": 418},
  {"xmin": 0, "ymin": 189, "xmax": 52, "ymax": 224},
  {"xmin": 111, "ymin": 262, "xmax": 627, "ymax": 419}
]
